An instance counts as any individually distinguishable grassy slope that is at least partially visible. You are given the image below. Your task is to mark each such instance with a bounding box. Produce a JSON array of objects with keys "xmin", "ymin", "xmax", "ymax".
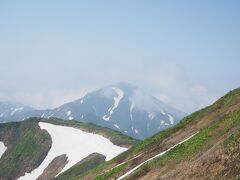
[
  {"xmin": 0, "ymin": 119, "xmax": 51, "ymax": 180},
  {"xmin": 128, "ymin": 109, "xmax": 240, "ymax": 179},
  {"xmin": 82, "ymin": 88, "xmax": 240, "ymax": 179}
]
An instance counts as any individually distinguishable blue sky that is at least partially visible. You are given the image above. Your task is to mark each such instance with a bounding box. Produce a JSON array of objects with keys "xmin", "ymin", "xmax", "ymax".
[{"xmin": 0, "ymin": 0, "xmax": 239, "ymax": 112}]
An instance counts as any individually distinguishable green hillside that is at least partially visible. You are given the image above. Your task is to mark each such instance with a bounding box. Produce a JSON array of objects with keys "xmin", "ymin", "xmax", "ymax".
[
  {"xmin": 79, "ymin": 88, "xmax": 240, "ymax": 180},
  {"xmin": 0, "ymin": 119, "xmax": 51, "ymax": 180}
]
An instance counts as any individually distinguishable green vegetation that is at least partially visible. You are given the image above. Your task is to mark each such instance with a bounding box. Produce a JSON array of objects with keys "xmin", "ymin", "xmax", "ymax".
[
  {"xmin": 224, "ymin": 129, "xmax": 240, "ymax": 155},
  {"xmin": 129, "ymin": 109, "xmax": 240, "ymax": 179},
  {"xmin": 158, "ymin": 110, "xmax": 240, "ymax": 162},
  {"xmin": 0, "ymin": 119, "xmax": 51, "ymax": 179},
  {"xmin": 94, "ymin": 162, "xmax": 129, "ymax": 180}
]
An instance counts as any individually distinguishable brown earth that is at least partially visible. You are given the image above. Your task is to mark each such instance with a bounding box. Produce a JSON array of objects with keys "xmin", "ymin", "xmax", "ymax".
[
  {"xmin": 37, "ymin": 154, "xmax": 68, "ymax": 180},
  {"xmin": 136, "ymin": 129, "xmax": 240, "ymax": 180},
  {"xmin": 55, "ymin": 153, "xmax": 106, "ymax": 180}
]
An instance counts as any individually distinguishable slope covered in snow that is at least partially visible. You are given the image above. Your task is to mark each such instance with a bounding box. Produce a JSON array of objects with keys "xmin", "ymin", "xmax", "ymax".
[
  {"xmin": 0, "ymin": 102, "xmax": 33, "ymax": 123},
  {"xmin": 103, "ymin": 87, "xmax": 124, "ymax": 121},
  {"xmin": 0, "ymin": 141, "xmax": 7, "ymax": 158},
  {"xmin": 18, "ymin": 122, "xmax": 127, "ymax": 180}
]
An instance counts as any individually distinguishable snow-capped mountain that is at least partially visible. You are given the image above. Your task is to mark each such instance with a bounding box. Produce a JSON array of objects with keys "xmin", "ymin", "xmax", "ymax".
[
  {"xmin": 0, "ymin": 102, "xmax": 34, "ymax": 123},
  {"xmin": 0, "ymin": 83, "xmax": 185, "ymax": 139}
]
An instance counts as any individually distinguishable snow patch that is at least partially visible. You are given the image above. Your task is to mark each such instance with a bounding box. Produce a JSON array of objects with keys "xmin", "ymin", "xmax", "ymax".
[
  {"xmin": 80, "ymin": 99, "xmax": 84, "ymax": 104},
  {"xmin": 0, "ymin": 112, "xmax": 6, "ymax": 118},
  {"xmin": 114, "ymin": 124, "xmax": 120, "ymax": 129},
  {"xmin": 161, "ymin": 110, "xmax": 166, "ymax": 115},
  {"xmin": 103, "ymin": 115, "xmax": 110, "ymax": 121},
  {"xmin": 18, "ymin": 122, "xmax": 127, "ymax": 180},
  {"xmin": 103, "ymin": 87, "xmax": 124, "ymax": 121},
  {"xmin": 11, "ymin": 107, "xmax": 24, "ymax": 115},
  {"xmin": 68, "ymin": 116, "xmax": 73, "ymax": 120},
  {"xmin": 130, "ymin": 102, "xmax": 136, "ymax": 121},
  {"xmin": 167, "ymin": 114, "xmax": 174, "ymax": 124},
  {"xmin": 48, "ymin": 113, "xmax": 55, "ymax": 118},
  {"xmin": 66, "ymin": 111, "xmax": 71, "ymax": 116},
  {"xmin": 0, "ymin": 141, "xmax": 7, "ymax": 159},
  {"xmin": 148, "ymin": 113, "xmax": 155, "ymax": 120},
  {"xmin": 92, "ymin": 106, "xmax": 97, "ymax": 115},
  {"xmin": 41, "ymin": 113, "xmax": 45, "ymax": 118},
  {"xmin": 134, "ymin": 129, "xmax": 138, "ymax": 134}
]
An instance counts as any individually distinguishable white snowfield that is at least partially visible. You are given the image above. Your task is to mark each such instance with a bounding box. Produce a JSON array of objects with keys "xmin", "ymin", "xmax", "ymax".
[
  {"xmin": 0, "ymin": 141, "xmax": 7, "ymax": 158},
  {"xmin": 117, "ymin": 132, "xmax": 198, "ymax": 180},
  {"xmin": 167, "ymin": 114, "xmax": 175, "ymax": 124},
  {"xmin": 11, "ymin": 107, "xmax": 24, "ymax": 115},
  {"xmin": 103, "ymin": 87, "xmax": 124, "ymax": 121},
  {"xmin": 18, "ymin": 122, "xmax": 127, "ymax": 180},
  {"xmin": 130, "ymin": 102, "xmax": 136, "ymax": 121}
]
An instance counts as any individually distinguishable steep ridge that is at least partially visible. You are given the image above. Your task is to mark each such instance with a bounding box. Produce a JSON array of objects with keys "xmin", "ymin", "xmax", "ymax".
[
  {"xmin": 0, "ymin": 117, "xmax": 138, "ymax": 180},
  {"xmin": 78, "ymin": 88, "xmax": 240, "ymax": 180}
]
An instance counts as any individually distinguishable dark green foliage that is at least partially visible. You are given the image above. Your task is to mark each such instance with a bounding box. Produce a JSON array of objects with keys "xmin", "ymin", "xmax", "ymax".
[{"xmin": 0, "ymin": 119, "xmax": 51, "ymax": 179}]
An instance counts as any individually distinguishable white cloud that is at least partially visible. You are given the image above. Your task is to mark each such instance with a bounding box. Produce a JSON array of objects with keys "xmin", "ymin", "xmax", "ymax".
[
  {"xmin": 190, "ymin": 84, "xmax": 208, "ymax": 96},
  {"xmin": 126, "ymin": 62, "xmax": 218, "ymax": 113},
  {"xmin": 0, "ymin": 60, "xmax": 221, "ymax": 113},
  {"xmin": 6, "ymin": 90, "xmax": 88, "ymax": 109}
]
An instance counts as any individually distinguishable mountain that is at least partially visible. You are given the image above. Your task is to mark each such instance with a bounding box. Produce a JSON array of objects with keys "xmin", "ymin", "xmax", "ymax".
[
  {"xmin": 0, "ymin": 83, "xmax": 185, "ymax": 139},
  {"xmin": 75, "ymin": 88, "xmax": 240, "ymax": 180},
  {"xmin": 1, "ymin": 88, "xmax": 239, "ymax": 179},
  {"xmin": 0, "ymin": 102, "xmax": 34, "ymax": 123},
  {"xmin": 0, "ymin": 117, "xmax": 138, "ymax": 180}
]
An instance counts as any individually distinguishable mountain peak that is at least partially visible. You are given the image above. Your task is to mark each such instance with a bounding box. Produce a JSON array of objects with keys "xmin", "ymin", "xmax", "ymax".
[{"xmin": 0, "ymin": 84, "xmax": 185, "ymax": 139}]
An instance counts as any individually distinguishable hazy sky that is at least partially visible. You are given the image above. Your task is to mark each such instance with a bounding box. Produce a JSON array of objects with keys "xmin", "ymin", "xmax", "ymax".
[{"xmin": 0, "ymin": 0, "xmax": 240, "ymax": 113}]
